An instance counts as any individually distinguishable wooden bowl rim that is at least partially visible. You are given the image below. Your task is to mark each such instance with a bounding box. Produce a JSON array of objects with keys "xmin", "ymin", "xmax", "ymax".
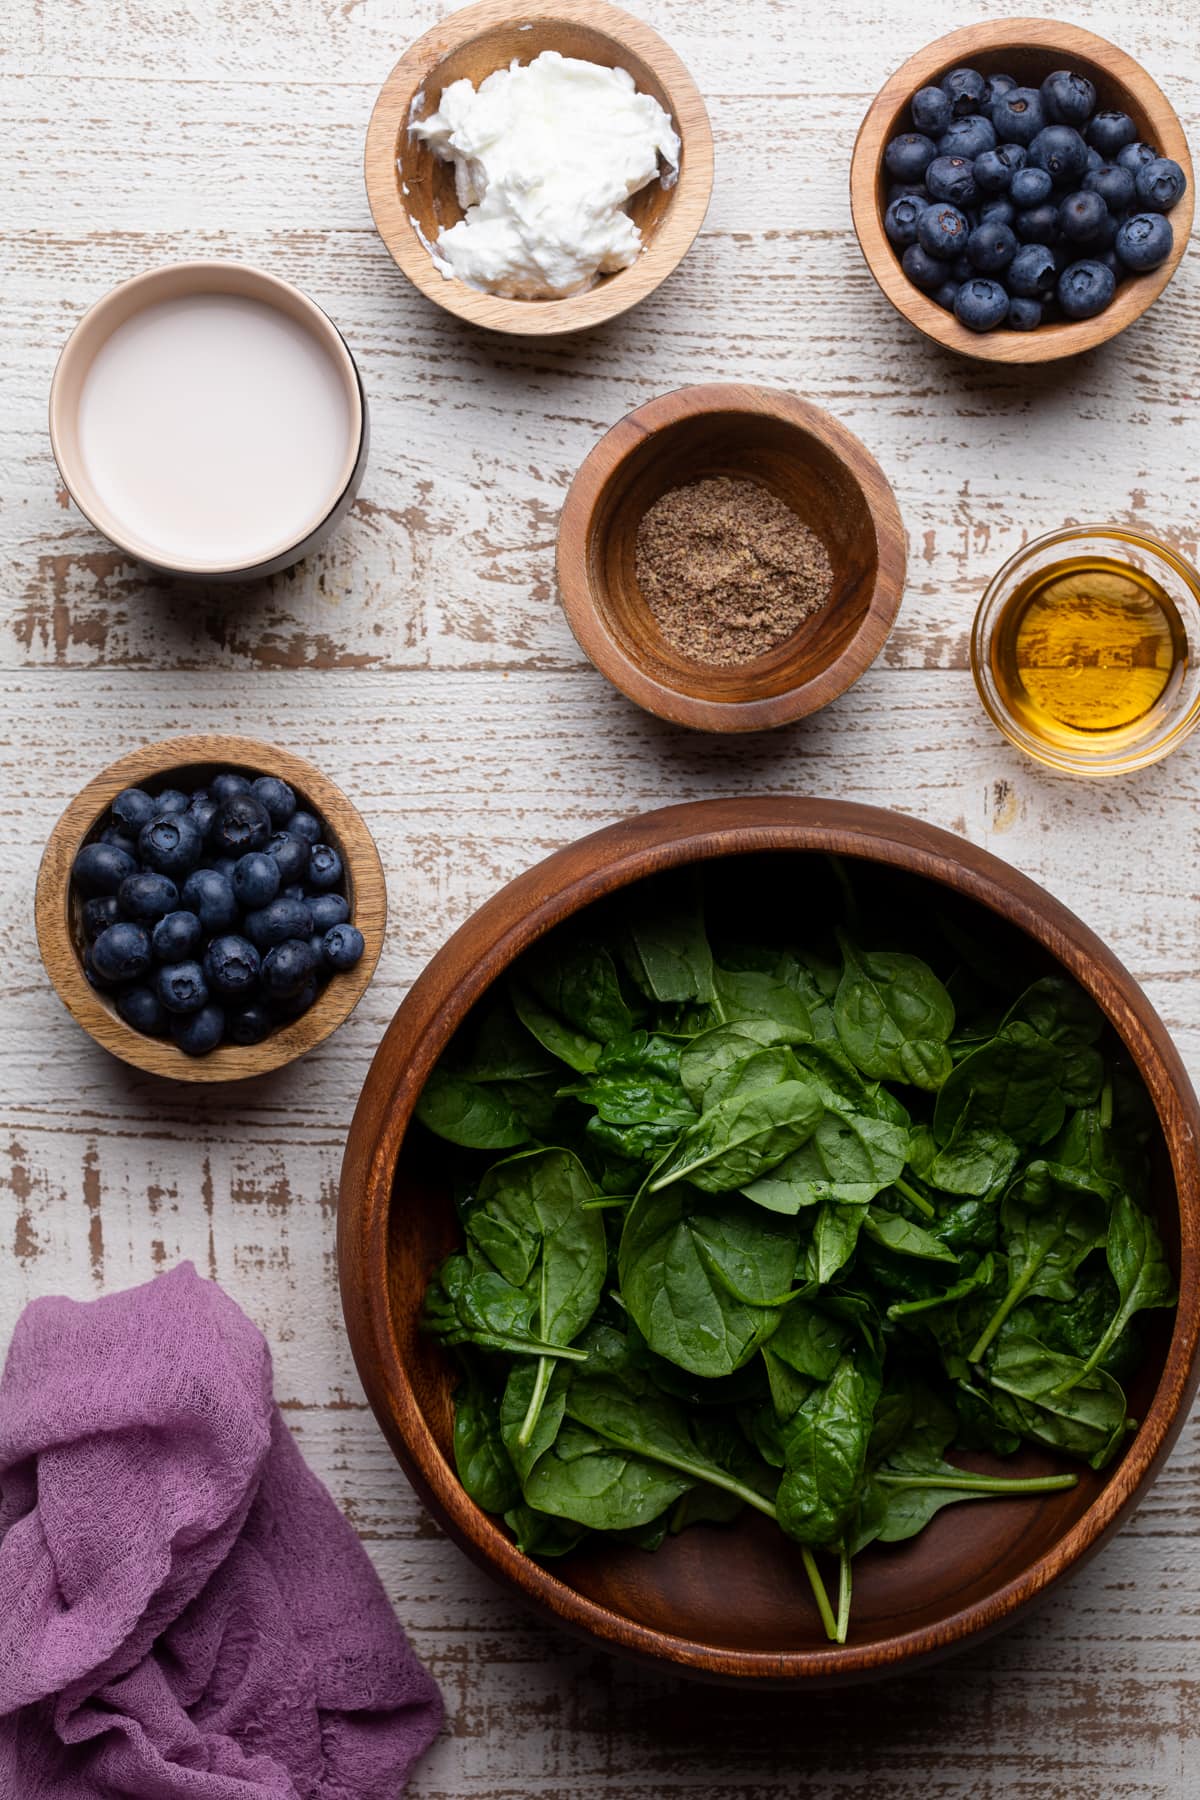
[
  {"xmin": 849, "ymin": 17, "xmax": 1195, "ymax": 365},
  {"xmin": 35, "ymin": 734, "xmax": 387, "ymax": 1083},
  {"xmin": 363, "ymin": 0, "xmax": 714, "ymax": 337},
  {"xmin": 338, "ymin": 796, "xmax": 1200, "ymax": 1683},
  {"xmin": 555, "ymin": 384, "xmax": 907, "ymax": 731}
]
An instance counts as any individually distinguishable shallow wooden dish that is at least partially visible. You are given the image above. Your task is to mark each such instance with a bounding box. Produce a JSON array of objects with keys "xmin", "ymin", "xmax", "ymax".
[
  {"xmin": 364, "ymin": 0, "xmax": 713, "ymax": 336},
  {"xmin": 850, "ymin": 18, "xmax": 1195, "ymax": 364},
  {"xmin": 338, "ymin": 797, "xmax": 1200, "ymax": 1685},
  {"xmin": 36, "ymin": 734, "xmax": 386, "ymax": 1083},
  {"xmin": 556, "ymin": 385, "xmax": 906, "ymax": 731}
]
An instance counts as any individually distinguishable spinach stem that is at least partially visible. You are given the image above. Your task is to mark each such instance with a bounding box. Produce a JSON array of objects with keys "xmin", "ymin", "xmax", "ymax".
[
  {"xmin": 967, "ymin": 1250, "xmax": 1043, "ymax": 1364},
  {"xmin": 456, "ymin": 1334, "xmax": 588, "ymax": 1363},
  {"xmin": 802, "ymin": 1547, "xmax": 839, "ymax": 1643},
  {"xmin": 580, "ymin": 1196, "xmax": 632, "ymax": 1211},
  {"xmin": 516, "ymin": 1355, "xmax": 553, "ymax": 1448},
  {"xmin": 875, "ymin": 1471, "xmax": 1077, "ymax": 1495},
  {"xmin": 579, "ymin": 1424, "xmax": 780, "ymax": 1522},
  {"xmin": 1100, "ymin": 1078, "xmax": 1114, "ymax": 1131},
  {"xmin": 835, "ymin": 1542, "xmax": 852, "ymax": 1645},
  {"xmin": 893, "ymin": 1175, "xmax": 936, "ymax": 1220}
]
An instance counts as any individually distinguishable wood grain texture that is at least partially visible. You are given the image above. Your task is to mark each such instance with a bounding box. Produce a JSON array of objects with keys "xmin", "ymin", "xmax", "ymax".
[{"xmin": 3, "ymin": 0, "xmax": 1200, "ymax": 1788}]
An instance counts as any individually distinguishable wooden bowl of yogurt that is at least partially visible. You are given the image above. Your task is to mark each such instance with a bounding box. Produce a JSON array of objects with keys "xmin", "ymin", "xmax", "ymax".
[{"xmin": 366, "ymin": 0, "xmax": 714, "ymax": 336}]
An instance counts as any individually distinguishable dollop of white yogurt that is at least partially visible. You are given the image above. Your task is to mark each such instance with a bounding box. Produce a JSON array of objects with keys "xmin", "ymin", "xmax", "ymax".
[{"xmin": 409, "ymin": 51, "xmax": 680, "ymax": 299}]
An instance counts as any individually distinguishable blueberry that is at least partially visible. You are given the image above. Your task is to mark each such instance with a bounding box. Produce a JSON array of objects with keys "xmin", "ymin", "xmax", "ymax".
[
  {"xmin": 954, "ymin": 277, "xmax": 1009, "ymax": 332},
  {"xmin": 187, "ymin": 792, "xmax": 219, "ymax": 837},
  {"xmin": 203, "ymin": 933, "xmax": 262, "ymax": 998},
  {"xmin": 210, "ymin": 772, "xmax": 251, "ymax": 804},
  {"xmin": 261, "ymin": 938, "xmax": 316, "ymax": 1000},
  {"xmin": 232, "ymin": 851, "xmax": 281, "ymax": 910},
  {"xmin": 117, "ymin": 871, "xmax": 179, "ymax": 923},
  {"xmin": 1007, "ymin": 296, "xmax": 1043, "ymax": 330},
  {"xmin": 213, "ymin": 857, "xmax": 238, "ymax": 883},
  {"xmin": 1029, "ymin": 126, "xmax": 1089, "ymax": 186},
  {"xmin": 1040, "ymin": 70, "xmax": 1095, "ymax": 127},
  {"xmin": 91, "ymin": 921, "xmax": 152, "ymax": 984},
  {"xmin": 887, "ymin": 183, "xmax": 928, "ymax": 207},
  {"xmin": 926, "ymin": 155, "xmax": 978, "ymax": 207},
  {"xmin": 916, "ymin": 201, "xmax": 969, "ymax": 259},
  {"xmin": 973, "ymin": 143, "xmax": 1025, "ymax": 192},
  {"xmin": 265, "ymin": 830, "xmax": 310, "ymax": 886},
  {"xmin": 111, "ymin": 787, "xmax": 158, "ymax": 834},
  {"xmin": 1007, "ymin": 242, "xmax": 1059, "ymax": 299},
  {"xmin": 991, "ymin": 87, "xmax": 1046, "ymax": 147},
  {"xmin": 171, "ymin": 1005, "xmax": 225, "ymax": 1057},
  {"xmin": 227, "ymin": 1002, "xmax": 273, "ymax": 1046},
  {"xmin": 1087, "ymin": 110, "xmax": 1137, "ymax": 159},
  {"xmin": 308, "ymin": 931, "xmax": 329, "ymax": 965},
  {"xmin": 116, "ymin": 984, "xmax": 169, "ymax": 1036},
  {"xmin": 884, "ymin": 194, "xmax": 928, "ymax": 248},
  {"xmin": 209, "ymin": 794, "xmax": 272, "ymax": 855},
  {"xmin": 1084, "ymin": 163, "xmax": 1136, "ymax": 213},
  {"xmin": 931, "ymin": 279, "xmax": 959, "ymax": 311},
  {"xmin": 1115, "ymin": 212, "xmax": 1174, "ymax": 272},
  {"xmin": 285, "ymin": 810, "xmax": 322, "ymax": 846},
  {"xmin": 1015, "ymin": 203, "xmax": 1060, "ymax": 245},
  {"xmin": 282, "ymin": 883, "xmax": 307, "ymax": 901},
  {"xmin": 180, "ymin": 868, "xmax": 239, "ymax": 934},
  {"xmin": 100, "ymin": 827, "xmax": 139, "ymax": 860},
  {"xmin": 156, "ymin": 959, "xmax": 209, "ymax": 1014},
  {"xmin": 885, "ymin": 132, "xmax": 937, "ymax": 184},
  {"xmin": 966, "ymin": 220, "xmax": 1017, "ymax": 273},
  {"xmin": 153, "ymin": 789, "xmax": 190, "ymax": 816},
  {"xmin": 139, "ymin": 812, "xmax": 204, "ymax": 879},
  {"xmin": 1010, "ymin": 166, "xmax": 1053, "ymax": 208},
  {"xmin": 270, "ymin": 976, "xmax": 320, "ymax": 1022},
  {"xmin": 82, "ymin": 895, "xmax": 120, "ymax": 941},
  {"xmin": 251, "ymin": 775, "xmax": 297, "ymax": 827},
  {"xmin": 1059, "ymin": 189, "xmax": 1111, "ymax": 243},
  {"xmin": 984, "ymin": 72, "xmax": 1017, "ymax": 106},
  {"xmin": 72, "ymin": 841, "xmax": 137, "ymax": 897},
  {"xmin": 951, "ymin": 254, "xmax": 973, "ymax": 283},
  {"xmin": 152, "ymin": 909, "xmax": 203, "ymax": 964},
  {"xmin": 911, "ymin": 85, "xmax": 951, "ymax": 137},
  {"xmin": 307, "ymin": 843, "xmax": 343, "ymax": 892},
  {"xmin": 979, "ymin": 197, "xmax": 1016, "ymax": 227},
  {"xmin": 308, "ymin": 892, "xmax": 350, "ymax": 933},
  {"xmin": 1116, "ymin": 141, "xmax": 1158, "ymax": 175},
  {"xmin": 1085, "ymin": 145, "xmax": 1103, "ymax": 173},
  {"xmin": 322, "ymin": 924, "xmax": 365, "ymax": 972},
  {"xmin": 1135, "ymin": 157, "xmax": 1187, "ymax": 213},
  {"xmin": 941, "ymin": 67, "xmax": 987, "ymax": 119},
  {"xmin": 1057, "ymin": 258, "xmax": 1117, "ymax": 319},
  {"xmin": 244, "ymin": 896, "xmax": 314, "ymax": 949},
  {"xmin": 939, "ymin": 115, "xmax": 996, "ymax": 160},
  {"xmin": 83, "ymin": 948, "xmax": 113, "ymax": 991},
  {"xmin": 1096, "ymin": 246, "xmax": 1122, "ymax": 277}
]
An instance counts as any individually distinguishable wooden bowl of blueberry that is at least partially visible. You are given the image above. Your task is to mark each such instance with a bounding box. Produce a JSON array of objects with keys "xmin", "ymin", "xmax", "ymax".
[
  {"xmin": 35, "ymin": 734, "xmax": 386, "ymax": 1081},
  {"xmin": 850, "ymin": 17, "xmax": 1194, "ymax": 361}
]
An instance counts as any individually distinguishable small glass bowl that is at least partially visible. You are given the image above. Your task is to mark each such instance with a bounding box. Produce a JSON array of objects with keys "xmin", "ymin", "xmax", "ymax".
[{"xmin": 970, "ymin": 524, "xmax": 1200, "ymax": 777}]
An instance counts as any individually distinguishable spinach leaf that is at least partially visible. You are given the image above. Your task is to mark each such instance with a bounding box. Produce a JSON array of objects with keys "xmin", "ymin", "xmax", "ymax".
[
  {"xmin": 647, "ymin": 1078, "xmax": 823, "ymax": 1195},
  {"xmin": 562, "ymin": 1031, "xmax": 697, "ymax": 1162},
  {"xmin": 886, "ymin": 1254, "xmax": 995, "ymax": 1320},
  {"xmin": 742, "ymin": 1112, "xmax": 909, "ymax": 1214},
  {"xmin": 565, "ymin": 1377, "xmax": 778, "ymax": 1517},
  {"xmin": 806, "ymin": 1201, "xmax": 867, "ymax": 1284},
  {"xmin": 861, "ymin": 1209, "xmax": 961, "ymax": 1263},
  {"xmin": 984, "ymin": 1332, "xmax": 1132, "ymax": 1469},
  {"xmin": 1064, "ymin": 1192, "xmax": 1175, "ymax": 1386},
  {"xmin": 511, "ymin": 981, "xmax": 603, "ymax": 1074},
  {"xmin": 776, "ymin": 1352, "xmax": 882, "ymax": 1547},
  {"xmin": 453, "ymin": 995, "xmax": 557, "ymax": 1082},
  {"xmin": 424, "ymin": 1252, "xmax": 590, "ymax": 1362},
  {"xmin": 967, "ymin": 1179, "xmax": 1106, "ymax": 1363},
  {"xmin": 679, "ymin": 1021, "xmax": 801, "ymax": 1110},
  {"xmin": 925, "ymin": 1113, "xmax": 1020, "ymax": 1197},
  {"xmin": 934, "ymin": 1023, "xmax": 1067, "ymax": 1148},
  {"xmin": 714, "ymin": 966, "xmax": 814, "ymax": 1041},
  {"xmin": 618, "ymin": 882, "xmax": 716, "ymax": 1004},
  {"xmin": 767, "ymin": 1301, "xmax": 851, "ymax": 1381},
  {"xmin": 452, "ymin": 1363, "xmax": 520, "ymax": 1513},
  {"xmin": 503, "ymin": 1503, "xmax": 587, "ymax": 1558},
  {"xmin": 833, "ymin": 934, "xmax": 955, "ymax": 1090},
  {"xmin": 415, "ymin": 1069, "xmax": 533, "ymax": 1149}
]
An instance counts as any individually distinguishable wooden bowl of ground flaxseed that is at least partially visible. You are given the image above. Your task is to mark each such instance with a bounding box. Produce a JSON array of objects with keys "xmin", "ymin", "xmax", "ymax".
[{"xmin": 556, "ymin": 385, "xmax": 907, "ymax": 732}]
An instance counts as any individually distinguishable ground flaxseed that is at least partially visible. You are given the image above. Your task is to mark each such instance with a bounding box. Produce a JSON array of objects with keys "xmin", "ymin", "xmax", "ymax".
[{"xmin": 634, "ymin": 475, "xmax": 832, "ymax": 668}]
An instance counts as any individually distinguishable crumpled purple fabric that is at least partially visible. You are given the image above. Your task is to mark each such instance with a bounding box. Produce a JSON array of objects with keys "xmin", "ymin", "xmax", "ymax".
[{"xmin": 0, "ymin": 1262, "xmax": 442, "ymax": 1797}]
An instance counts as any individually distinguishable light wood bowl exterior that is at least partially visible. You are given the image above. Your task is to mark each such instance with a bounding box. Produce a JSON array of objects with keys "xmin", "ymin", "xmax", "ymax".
[
  {"xmin": 556, "ymin": 385, "xmax": 907, "ymax": 731},
  {"xmin": 36, "ymin": 735, "xmax": 386, "ymax": 1083},
  {"xmin": 364, "ymin": 0, "xmax": 713, "ymax": 337},
  {"xmin": 338, "ymin": 797, "xmax": 1200, "ymax": 1685},
  {"xmin": 850, "ymin": 18, "xmax": 1195, "ymax": 364}
]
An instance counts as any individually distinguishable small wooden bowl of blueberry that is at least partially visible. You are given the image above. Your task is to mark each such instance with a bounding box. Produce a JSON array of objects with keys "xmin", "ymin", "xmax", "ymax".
[
  {"xmin": 851, "ymin": 17, "xmax": 1194, "ymax": 361},
  {"xmin": 36, "ymin": 735, "xmax": 386, "ymax": 1080}
]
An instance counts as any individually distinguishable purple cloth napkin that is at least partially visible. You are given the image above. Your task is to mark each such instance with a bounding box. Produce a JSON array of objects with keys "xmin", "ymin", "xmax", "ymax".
[{"xmin": 0, "ymin": 1262, "xmax": 442, "ymax": 1798}]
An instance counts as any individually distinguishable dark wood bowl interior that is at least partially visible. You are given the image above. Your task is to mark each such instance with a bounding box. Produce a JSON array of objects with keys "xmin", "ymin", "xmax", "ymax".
[{"xmin": 338, "ymin": 799, "xmax": 1200, "ymax": 1683}]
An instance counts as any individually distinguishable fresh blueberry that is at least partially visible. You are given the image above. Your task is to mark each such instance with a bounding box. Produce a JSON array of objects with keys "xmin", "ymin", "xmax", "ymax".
[
  {"xmin": 887, "ymin": 182, "xmax": 929, "ymax": 205},
  {"xmin": 911, "ymin": 85, "xmax": 951, "ymax": 137},
  {"xmin": 243, "ymin": 896, "xmax": 314, "ymax": 949},
  {"xmin": 83, "ymin": 947, "xmax": 114, "ymax": 991},
  {"xmin": 308, "ymin": 931, "xmax": 329, "ymax": 965},
  {"xmin": 1007, "ymin": 296, "xmax": 1043, "ymax": 330},
  {"xmin": 885, "ymin": 132, "xmax": 937, "ymax": 183},
  {"xmin": 1085, "ymin": 144, "xmax": 1103, "ymax": 173},
  {"xmin": 282, "ymin": 883, "xmax": 307, "ymax": 902},
  {"xmin": 966, "ymin": 220, "xmax": 1017, "ymax": 273},
  {"xmin": 991, "ymin": 87, "xmax": 1046, "ymax": 147},
  {"xmin": 1116, "ymin": 141, "xmax": 1159, "ymax": 175},
  {"xmin": 926, "ymin": 155, "xmax": 979, "ymax": 207},
  {"xmin": 984, "ymin": 72, "xmax": 1017, "ymax": 106},
  {"xmin": 251, "ymin": 775, "xmax": 297, "ymax": 827},
  {"xmin": 100, "ymin": 826, "xmax": 139, "ymax": 859},
  {"xmin": 1059, "ymin": 189, "xmax": 1111, "ymax": 243},
  {"xmin": 901, "ymin": 244, "xmax": 944, "ymax": 291},
  {"xmin": 1015, "ymin": 203, "xmax": 1060, "ymax": 245},
  {"xmin": 270, "ymin": 976, "xmax": 320, "ymax": 1022},
  {"xmin": 940, "ymin": 115, "xmax": 996, "ymax": 160},
  {"xmin": 954, "ymin": 277, "xmax": 1009, "ymax": 332},
  {"xmin": 1135, "ymin": 157, "xmax": 1187, "ymax": 212},
  {"xmin": 265, "ymin": 830, "xmax": 310, "ymax": 885},
  {"xmin": 1007, "ymin": 242, "xmax": 1059, "ymax": 299},
  {"xmin": 91, "ymin": 921, "xmax": 152, "ymax": 984},
  {"xmin": 209, "ymin": 794, "xmax": 272, "ymax": 856},
  {"xmin": 1087, "ymin": 110, "xmax": 1138, "ymax": 159},
  {"xmin": 187, "ymin": 792, "xmax": 219, "ymax": 837},
  {"xmin": 917, "ymin": 202, "xmax": 970, "ymax": 258},
  {"xmin": 1084, "ymin": 163, "xmax": 1136, "ymax": 212},
  {"xmin": 307, "ymin": 843, "xmax": 343, "ymax": 892},
  {"xmin": 979, "ymin": 197, "xmax": 1016, "ymax": 227},
  {"xmin": 227, "ymin": 1002, "xmax": 273, "ymax": 1046},
  {"xmin": 261, "ymin": 938, "xmax": 316, "ymax": 1000},
  {"xmin": 72, "ymin": 841, "xmax": 137, "ymax": 897},
  {"xmin": 111, "ymin": 787, "xmax": 158, "ymax": 834},
  {"xmin": 117, "ymin": 871, "xmax": 179, "ymax": 923},
  {"xmin": 951, "ymin": 254, "xmax": 973, "ymax": 282},
  {"xmin": 322, "ymin": 924, "xmax": 365, "ymax": 972},
  {"xmin": 203, "ymin": 933, "xmax": 261, "ymax": 998},
  {"xmin": 152, "ymin": 909, "xmax": 203, "ymax": 964},
  {"xmin": 1010, "ymin": 166, "xmax": 1053, "ymax": 207},
  {"xmin": 1096, "ymin": 246, "xmax": 1122, "ymax": 276},
  {"xmin": 153, "ymin": 789, "xmax": 190, "ymax": 817},
  {"xmin": 941, "ymin": 67, "xmax": 987, "ymax": 119},
  {"xmin": 1115, "ymin": 212, "xmax": 1174, "ymax": 272},
  {"xmin": 931, "ymin": 279, "xmax": 959, "ymax": 311},
  {"xmin": 232, "ymin": 851, "xmax": 281, "ymax": 910},
  {"xmin": 156, "ymin": 959, "xmax": 209, "ymax": 1014},
  {"xmin": 973, "ymin": 143, "xmax": 1025, "ymax": 192},
  {"xmin": 213, "ymin": 857, "xmax": 238, "ymax": 883},
  {"xmin": 180, "ymin": 868, "xmax": 239, "ymax": 934},
  {"xmin": 82, "ymin": 895, "xmax": 120, "ymax": 941},
  {"xmin": 884, "ymin": 193, "xmax": 928, "ymax": 248},
  {"xmin": 308, "ymin": 892, "xmax": 350, "ymax": 933},
  {"xmin": 139, "ymin": 812, "xmax": 204, "ymax": 879},
  {"xmin": 1058, "ymin": 258, "xmax": 1117, "ymax": 319},
  {"xmin": 1029, "ymin": 125, "xmax": 1089, "ymax": 186},
  {"xmin": 210, "ymin": 772, "xmax": 251, "ymax": 804},
  {"xmin": 116, "ymin": 984, "xmax": 169, "ymax": 1036},
  {"xmin": 285, "ymin": 810, "xmax": 322, "ymax": 846},
  {"xmin": 171, "ymin": 1004, "xmax": 225, "ymax": 1057},
  {"xmin": 1040, "ymin": 70, "xmax": 1095, "ymax": 127}
]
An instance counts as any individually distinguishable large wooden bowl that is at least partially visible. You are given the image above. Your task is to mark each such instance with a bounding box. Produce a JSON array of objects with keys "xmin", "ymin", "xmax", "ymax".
[
  {"xmin": 364, "ymin": 0, "xmax": 713, "ymax": 336},
  {"xmin": 850, "ymin": 18, "xmax": 1195, "ymax": 364},
  {"xmin": 556, "ymin": 386, "xmax": 907, "ymax": 732},
  {"xmin": 338, "ymin": 798, "xmax": 1200, "ymax": 1684},
  {"xmin": 36, "ymin": 734, "xmax": 386, "ymax": 1083}
]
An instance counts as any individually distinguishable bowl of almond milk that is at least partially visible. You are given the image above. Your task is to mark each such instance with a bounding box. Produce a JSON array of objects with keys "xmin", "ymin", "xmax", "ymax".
[{"xmin": 50, "ymin": 262, "xmax": 368, "ymax": 579}]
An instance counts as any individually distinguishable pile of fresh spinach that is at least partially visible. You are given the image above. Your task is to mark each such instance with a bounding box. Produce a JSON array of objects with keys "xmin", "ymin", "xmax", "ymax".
[{"xmin": 417, "ymin": 868, "xmax": 1174, "ymax": 1642}]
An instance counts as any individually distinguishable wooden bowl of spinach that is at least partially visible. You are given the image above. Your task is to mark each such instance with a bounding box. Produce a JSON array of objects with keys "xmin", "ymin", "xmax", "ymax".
[{"xmin": 338, "ymin": 798, "xmax": 1200, "ymax": 1683}]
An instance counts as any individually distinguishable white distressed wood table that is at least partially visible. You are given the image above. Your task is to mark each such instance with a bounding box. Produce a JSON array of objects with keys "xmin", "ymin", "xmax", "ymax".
[{"xmin": 3, "ymin": 0, "xmax": 1199, "ymax": 1791}]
